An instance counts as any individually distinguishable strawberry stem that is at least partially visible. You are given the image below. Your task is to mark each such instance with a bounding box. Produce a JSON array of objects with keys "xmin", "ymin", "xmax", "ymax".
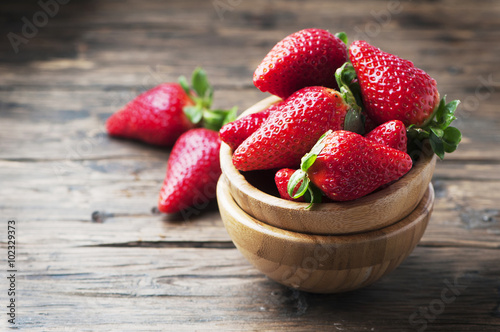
[
  {"xmin": 335, "ymin": 32, "xmax": 348, "ymax": 45},
  {"xmin": 335, "ymin": 62, "xmax": 365, "ymax": 135},
  {"xmin": 335, "ymin": 58, "xmax": 462, "ymax": 160},
  {"xmin": 288, "ymin": 170, "xmax": 310, "ymax": 199},
  {"xmin": 287, "ymin": 130, "xmax": 332, "ymax": 207},
  {"xmin": 180, "ymin": 67, "xmax": 237, "ymax": 131},
  {"xmin": 203, "ymin": 107, "xmax": 238, "ymax": 132},
  {"xmin": 407, "ymin": 96, "xmax": 461, "ymax": 160}
]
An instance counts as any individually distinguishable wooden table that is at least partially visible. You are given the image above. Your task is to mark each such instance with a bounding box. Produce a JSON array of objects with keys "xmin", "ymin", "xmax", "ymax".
[{"xmin": 1, "ymin": 0, "xmax": 499, "ymax": 330}]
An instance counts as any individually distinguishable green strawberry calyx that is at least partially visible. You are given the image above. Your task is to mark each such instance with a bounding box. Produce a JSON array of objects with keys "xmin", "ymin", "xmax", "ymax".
[
  {"xmin": 407, "ymin": 96, "xmax": 461, "ymax": 160},
  {"xmin": 287, "ymin": 130, "xmax": 333, "ymax": 207},
  {"xmin": 335, "ymin": 32, "xmax": 348, "ymax": 45},
  {"xmin": 335, "ymin": 33, "xmax": 366, "ymax": 135},
  {"xmin": 179, "ymin": 67, "xmax": 237, "ymax": 131},
  {"xmin": 335, "ymin": 62, "xmax": 365, "ymax": 135}
]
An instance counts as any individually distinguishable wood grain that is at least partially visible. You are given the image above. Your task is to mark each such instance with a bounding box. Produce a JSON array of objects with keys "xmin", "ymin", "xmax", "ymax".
[
  {"xmin": 1, "ymin": 0, "xmax": 499, "ymax": 330},
  {"xmin": 218, "ymin": 175, "xmax": 434, "ymax": 293}
]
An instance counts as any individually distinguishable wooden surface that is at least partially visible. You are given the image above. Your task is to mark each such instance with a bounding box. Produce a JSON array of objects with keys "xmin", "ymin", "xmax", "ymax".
[
  {"xmin": 1, "ymin": 0, "xmax": 499, "ymax": 330},
  {"xmin": 218, "ymin": 177, "xmax": 434, "ymax": 294}
]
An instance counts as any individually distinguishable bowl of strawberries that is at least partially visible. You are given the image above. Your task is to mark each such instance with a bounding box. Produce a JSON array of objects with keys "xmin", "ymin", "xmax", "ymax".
[{"xmin": 217, "ymin": 29, "xmax": 461, "ymax": 293}]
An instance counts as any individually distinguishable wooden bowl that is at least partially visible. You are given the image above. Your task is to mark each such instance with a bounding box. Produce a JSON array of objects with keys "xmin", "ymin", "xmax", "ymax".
[
  {"xmin": 220, "ymin": 96, "xmax": 437, "ymax": 235},
  {"xmin": 217, "ymin": 176, "xmax": 434, "ymax": 293}
]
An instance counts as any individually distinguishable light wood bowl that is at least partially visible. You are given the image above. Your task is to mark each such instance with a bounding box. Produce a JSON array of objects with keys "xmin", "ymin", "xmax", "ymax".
[
  {"xmin": 220, "ymin": 96, "xmax": 437, "ymax": 235},
  {"xmin": 217, "ymin": 176, "xmax": 434, "ymax": 293}
]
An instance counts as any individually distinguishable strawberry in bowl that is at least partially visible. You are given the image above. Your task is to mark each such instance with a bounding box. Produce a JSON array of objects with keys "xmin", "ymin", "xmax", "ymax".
[{"xmin": 217, "ymin": 30, "xmax": 463, "ymax": 293}]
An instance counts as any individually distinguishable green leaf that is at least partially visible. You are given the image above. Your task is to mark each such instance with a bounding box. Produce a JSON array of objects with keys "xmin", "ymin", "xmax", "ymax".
[
  {"xmin": 429, "ymin": 130, "xmax": 445, "ymax": 160},
  {"xmin": 434, "ymin": 96, "xmax": 447, "ymax": 124},
  {"xmin": 285, "ymin": 131, "xmax": 333, "ymax": 205},
  {"xmin": 191, "ymin": 67, "xmax": 211, "ymax": 98},
  {"xmin": 408, "ymin": 95, "xmax": 462, "ymax": 159},
  {"xmin": 300, "ymin": 130, "xmax": 331, "ymax": 172},
  {"xmin": 303, "ymin": 182, "xmax": 323, "ymax": 208},
  {"xmin": 334, "ymin": 32, "xmax": 348, "ymax": 45},
  {"xmin": 407, "ymin": 125, "xmax": 429, "ymax": 140},
  {"xmin": 441, "ymin": 99, "xmax": 460, "ymax": 127},
  {"xmin": 442, "ymin": 126, "xmax": 462, "ymax": 153},
  {"xmin": 183, "ymin": 105, "xmax": 203, "ymax": 124},
  {"xmin": 202, "ymin": 107, "xmax": 238, "ymax": 132},
  {"xmin": 301, "ymin": 154, "xmax": 318, "ymax": 172},
  {"xmin": 308, "ymin": 183, "xmax": 323, "ymax": 204},
  {"xmin": 179, "ymin": 67, "xmax": 237, "ymax": 131},
  {"xmin": 344, "ymin": 108, "xmax": 365, "ymax": 135},
  {"xmin": 178, "ymin": 75, "xmax": 191, "ymax": 96},
  {"xmin": 434, "ymin": 96, "xmax": 459, "ymax": 129},
  {"xmin": 430, "ymin": 127, "xmax": 444, "ymax": 138},
  {"xmin": 222, "ymin": 106, "xmax": 238, "ymax": 125},
  {"xmin": 206, "ymin": 88, "xmax": 214, "ymax": 107},
  {"xmin": 335, "ymin": 62, "xmax": 357, "ymax": 87},
  {"xmin": 335, "ymin": 63, "xmax": 364, "ymax": 111},
  {"xmin": 288, "ymin": 170, "xmax": 309, "ymax": 199}
]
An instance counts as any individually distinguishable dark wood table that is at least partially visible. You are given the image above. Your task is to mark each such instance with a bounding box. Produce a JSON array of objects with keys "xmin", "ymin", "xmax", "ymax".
[{"xmin": 1, "ymin": 0, "xmax": 499, "ymax": 330}]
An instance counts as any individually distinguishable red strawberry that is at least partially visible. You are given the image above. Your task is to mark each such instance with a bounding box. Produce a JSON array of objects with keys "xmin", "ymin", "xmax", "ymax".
[
  {"xmin": 349, "ymin": 40, "xmax": 440, "ymax": 127},
  {"xmin": 253, "ymin": 29, "xmax": 348, "ymax": 100},
  {"xmin": 106, "ymin": 83, "xmax": 196, "ymax": 146},
  {"xmin": 363, "ymin": 112, "xmax": 378, "ymax": 133},
  {"xmin": 158, "ymin": 128, "xmax": 222, "ymax": 214},
  {"xmin": 347, "ymin": 40, "xmax": 462, "ymax": 159},
  {"xmin": 107, "ymin": 67, "xmax": 236, "ymax": 147},
  {"xmin": 232, "ymin": 86, "xmax": 350, "ymax": 172},
  {"xmin": 365, "ymin": 120, "xmax": 407, "ymax": 152},
  {"xmin": 219, "ymin": 101, "xmax": 284, "ymax": 151},
  {"xmin": 275, "ymin": 168, "xmax": 305, "ymax": 202},
  {"xmin": 289, "ymin": 130, "xmax": 412, "ymax": 202}
]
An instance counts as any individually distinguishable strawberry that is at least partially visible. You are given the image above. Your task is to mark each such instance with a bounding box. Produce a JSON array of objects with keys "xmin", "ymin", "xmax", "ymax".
[
  {"xmin": 106, "ymin": 83, "xmax": 196, "ymax": 146},
  {"xmin": 288, "ymin": 130, "xmax": 412, "ymax": 202},
  {"xmin": 365, "ymin": 120, "xmax": 407, "ymax": 152},
  {"xmin": 107, "ymin": 68, "xmax": 236, "ymax": 146},
  {"xmin": 275, "ymin": 168, "xmax": 306, "ymax": 202},
  {"xmin": 219, "ymin": 101, "xmax": 284, "ymax": 151},
  {"xmin": 232, "ymin": 86, "xmax": 350, "ymax": 172},
  {"xmin": 253, "ymin": 29, "xmax": 348, "ymax": 100},
  {"xmin": 349, "ymin": 40, "xmax": 440, "ymax": 127},
  {"xmin": 347, "ymin": 40, "xmax": 462, "ymax": 159},
  {"xmin": 158, "ymin": 128, "xmax": 222, "ymax": 214}
]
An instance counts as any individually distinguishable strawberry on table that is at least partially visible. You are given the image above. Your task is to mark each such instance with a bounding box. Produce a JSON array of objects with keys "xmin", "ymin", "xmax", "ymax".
[
  {"xmin": 253, "ymin": 28, "xmax": 348, "ymax": 100},
  {"xmin": 106, "ymin": 83, "xmax": 196, "ymax": 146},
  {"xmin": 219, "ymin": 101, "xmax": 284, "ymax": 151},
  {"xmin": 158, "ymin": 128, "xmax": 222, "ymax": 214},
  {"xmin": 148, "ymin": 68, "xmax": 236, "ymax": 215},
  {"xmin": 365, "ymin": 120, "xmax": 407, "ymax": 152},
  {"xmin": 107, "ymin": 67, "xmax": 235, "ymax": 146},
  {"xmin": 232, "ymin": 86, "xmax": 350, "ymax": 172},
  {"xmin": 288, "ymin": 130, "xmax": 413, "ymax": 202}
]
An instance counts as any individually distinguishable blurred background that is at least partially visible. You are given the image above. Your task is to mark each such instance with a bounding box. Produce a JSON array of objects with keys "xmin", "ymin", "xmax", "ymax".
[{"xmin": 2, "ymin": 0, "xmax": 498, "ymax": 112}]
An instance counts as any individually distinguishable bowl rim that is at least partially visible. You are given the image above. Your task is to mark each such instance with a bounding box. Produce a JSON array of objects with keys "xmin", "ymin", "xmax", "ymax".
[
  {"xmin": 220, "ymin": 96, "xmax": 437, "ymax": 235},
  {"xmin": 218, "ymin": 175, "xmax": 434, "ymax": 251},
  {"xmin": 217, "ymin": 176, "xmax": 434, "ymax": 292}
]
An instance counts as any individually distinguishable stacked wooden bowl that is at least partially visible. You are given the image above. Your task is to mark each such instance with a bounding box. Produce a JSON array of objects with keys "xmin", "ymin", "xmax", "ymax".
[{"xmin": 217, "ymin": 96, "xmax": 437, "ymax": 294}]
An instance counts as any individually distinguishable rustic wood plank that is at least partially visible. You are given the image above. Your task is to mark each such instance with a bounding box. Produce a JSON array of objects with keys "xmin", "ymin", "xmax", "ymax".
[
  {"xmin": 13, "ymin": 245, "xmax": 500, "ymax": 331},
  {"xmin": 1, "ymin": 155, "xmax": 499, "ymax": 247},
  {"xmin": 0, "ymin": 87, "xmax": 498, "ymax": 162},
  {"xmin": 1, "ymin": 0, "xmax": 499, "ymax": 91}
]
